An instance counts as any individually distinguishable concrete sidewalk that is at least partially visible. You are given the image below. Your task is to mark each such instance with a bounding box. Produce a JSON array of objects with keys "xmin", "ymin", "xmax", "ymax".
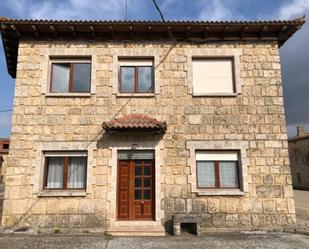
[{"xmin": 0, "ymin": 233, "xmax": 309, "ymax": 249}]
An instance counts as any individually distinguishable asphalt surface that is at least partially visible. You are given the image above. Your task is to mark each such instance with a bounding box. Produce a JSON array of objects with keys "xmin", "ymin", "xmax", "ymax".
[{"xmin": 0, "ymin": 233, "xmax": 309, "ymax": 249}]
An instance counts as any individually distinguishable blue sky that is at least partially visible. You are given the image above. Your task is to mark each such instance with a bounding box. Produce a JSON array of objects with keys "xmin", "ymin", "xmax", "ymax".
[{"xmin": 0, "ymin": 0, "xmax": 309, "ymax": 138}]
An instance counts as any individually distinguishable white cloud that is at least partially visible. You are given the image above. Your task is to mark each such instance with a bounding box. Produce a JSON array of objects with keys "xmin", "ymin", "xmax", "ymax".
[
  {"xmin": 5, "ymin": 0, "xmax": 133, "ymax": 20},
  {"xmin": 161, "ymin": 0, "xmax": 245, "ymax": 21},
  {"xmin": 276, "ymin": 0, "xmax": 309, "ymax": 19},
  {"xmin": 198, "ymin": 0, "xmax": 245, "ymax": 21}
]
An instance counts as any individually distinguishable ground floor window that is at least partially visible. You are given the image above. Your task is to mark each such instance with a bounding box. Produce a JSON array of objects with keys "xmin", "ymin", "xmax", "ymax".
[
  {"xmin": 43, "ymin": 151, "xmax": 87, "ymax": 189},
  {"xmin": 196, "ymin": 151, "xmax": 240, "ymax": 189}
]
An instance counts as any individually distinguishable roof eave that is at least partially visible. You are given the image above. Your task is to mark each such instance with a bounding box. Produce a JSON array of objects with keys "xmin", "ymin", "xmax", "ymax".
[{"xmin": 0, "ymin": 16, "xmax": 305, "ymax": 79}]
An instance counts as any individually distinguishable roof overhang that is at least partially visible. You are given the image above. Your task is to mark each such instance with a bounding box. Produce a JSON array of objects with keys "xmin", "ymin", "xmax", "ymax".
[
  {"xmin": 0, "ymin": 16, "xmax": 306, "ymax": 78},
  {"xmin": 102, "ymin": 114, "xmax": 167, "ymax": 134}
]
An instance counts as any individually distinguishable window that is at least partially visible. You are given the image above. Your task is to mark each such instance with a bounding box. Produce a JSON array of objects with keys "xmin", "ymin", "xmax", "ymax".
[
  {"xmin": 43, "ymin": 151, "xmax": 87, "ymax": 189},
  {"xmin": 119, "ymin": 59, "xmax": 154, "ymax": 93},
  {"xmin": 3, "ymin": 143, "xmax": 9, "ymax": 150},
  {"xmin": 192, "ymin": 58, "xmax": 235, "ymax": 95},
  {"xmin": 196, "ymin": 151, "xmax": 239, "ymax": 189},
  {"xmin": 50, "ymin": 59, "xmax": 91, "ymax": 93}
]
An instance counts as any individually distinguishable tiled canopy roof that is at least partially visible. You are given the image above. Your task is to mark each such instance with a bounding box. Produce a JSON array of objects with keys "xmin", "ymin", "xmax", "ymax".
[
  {"xmin": 0, "ymin": 16, "xmax": 305, "ymax": 78},
  {"xmin": 102, "ymin": 114, "xmax": 167, "ymax": 133}
]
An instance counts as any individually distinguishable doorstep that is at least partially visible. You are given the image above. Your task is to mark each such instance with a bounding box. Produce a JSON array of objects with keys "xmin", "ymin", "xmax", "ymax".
[{"xmin": 106, "ymin": 221, "xmax": 166, "ymax": 236}]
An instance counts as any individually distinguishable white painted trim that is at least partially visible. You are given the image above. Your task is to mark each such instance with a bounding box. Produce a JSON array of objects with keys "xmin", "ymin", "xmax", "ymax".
[
  {"xmin": 119, "ymin": 60, "xmax": 153, "ymax": 66},
  {"xmin": 187, "ymin": 140, "xmax": 249, "ymax": 195},
  {"xmin": 44, "ymin": 151, "xmax": 87, "ymax": 157}
]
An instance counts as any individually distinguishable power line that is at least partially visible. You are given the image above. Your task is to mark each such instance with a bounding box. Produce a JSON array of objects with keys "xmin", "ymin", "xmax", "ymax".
[
  {"xmin": 151, "ymin": 0, "xmax": 175, "ymax": 40},
  {"xmin": 125, "ymin": 0, "xmax": 128, "ymax": 21},
  {"xmin": 0, "ymin": 109, "xmax": 12, "ymax": 113},
  {"xmin": 151, "ymin": 0, "xmax": 166, "ymax": 23}
]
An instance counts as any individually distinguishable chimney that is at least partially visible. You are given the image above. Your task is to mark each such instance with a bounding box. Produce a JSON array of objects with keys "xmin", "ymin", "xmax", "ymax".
[{"xmin": 297, "ymin": 126, "xmax": 307, "ymax": 137}]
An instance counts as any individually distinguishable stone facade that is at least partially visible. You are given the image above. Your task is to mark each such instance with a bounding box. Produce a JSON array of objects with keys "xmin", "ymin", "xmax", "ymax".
[
  {"xmin": 1, "ymin": 40, "xmax": 296, "ymax": 233},
  {"xmin": 288, "ymin": 126, "xmax": 309, "ymax": 190},
  {"xmin": 0, "ymin": 139, "xmax": 9, "ymax": 183}
]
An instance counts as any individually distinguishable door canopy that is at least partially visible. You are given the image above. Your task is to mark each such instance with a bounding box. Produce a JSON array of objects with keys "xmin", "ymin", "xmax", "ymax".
[{"xmin": 102, "ymin": 114, "xmax": 167, "ymax": 134}]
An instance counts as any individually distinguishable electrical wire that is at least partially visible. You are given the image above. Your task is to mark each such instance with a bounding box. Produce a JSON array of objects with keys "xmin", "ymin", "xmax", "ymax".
[{"xmin": 0, "ymin": 109, "xmax": 12, "ymax": 113}]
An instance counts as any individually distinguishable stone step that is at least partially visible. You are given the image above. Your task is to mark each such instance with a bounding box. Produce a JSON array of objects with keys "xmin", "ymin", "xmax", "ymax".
[{"xmin": 106, "ymin": 221, "xmax": 165, "ymax": 236}]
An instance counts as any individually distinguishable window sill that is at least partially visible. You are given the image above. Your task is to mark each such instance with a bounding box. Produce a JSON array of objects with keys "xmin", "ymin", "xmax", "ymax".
[
  {"xmin": 45, "ymin": 93, "xmax": 92, "ymax": 97},
  {"xmin": 195, "ymin": 189, "xmax": 244, "ymax": 196},
  {"xmin": 38, "ymin": 190, "xmax": 86, "ymax": 197},
  {"xmin": 116, "ymin": 93, "xmax": 156, "ymax": 98},
  {"xmin": 192, "ymin": 93, "xmax": 238, "ymax": 97}
]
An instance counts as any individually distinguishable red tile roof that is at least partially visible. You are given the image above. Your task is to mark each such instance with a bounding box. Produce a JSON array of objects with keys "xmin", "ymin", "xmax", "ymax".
[
  {"xmin": 102, "ymin": 114, "xmax": 167, "ymax": 133},
  {"xmin": 0, "ymin": 16, "xmax": 306, "ymax": 78}
]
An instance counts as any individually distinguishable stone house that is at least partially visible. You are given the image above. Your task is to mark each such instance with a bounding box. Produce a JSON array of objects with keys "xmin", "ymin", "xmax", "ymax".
[
  {"xmin": 0, "ymin": 16, "xmax": 305, "ymax": 235},
  {"xmin": 0, "ymin": 139, "xmax": 10, "ymax": 183},
  {"xmin": 288, "ymin": 126, "xmax": 309, "ymax": 190}
]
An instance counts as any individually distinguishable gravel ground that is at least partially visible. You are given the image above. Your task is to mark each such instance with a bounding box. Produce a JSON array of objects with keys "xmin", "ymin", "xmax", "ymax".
[{"xmin": 0, "ymin": 233, "xmax": 309, "ymax": 249}]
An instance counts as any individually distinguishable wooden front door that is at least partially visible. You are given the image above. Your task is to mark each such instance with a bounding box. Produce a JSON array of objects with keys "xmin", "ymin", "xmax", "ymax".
[{"xmin": 117, "ymin": 159, "xmax": 155, "ymax": 220}]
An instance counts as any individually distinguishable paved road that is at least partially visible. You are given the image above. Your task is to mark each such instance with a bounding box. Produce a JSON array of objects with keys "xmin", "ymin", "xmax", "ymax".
[{"xmin": 0, "ymin": 233, "xmax": 308, "ymax": 249}]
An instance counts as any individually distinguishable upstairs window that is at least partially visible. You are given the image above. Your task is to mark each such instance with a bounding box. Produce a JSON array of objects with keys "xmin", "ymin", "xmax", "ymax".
[
  {"xmin": 119, "ymin": 59, "xmax": 154, "ymax": 93},
  {"xmin": 43, "ymin": 151, "xmax": 87, "ymax": 189},
  {"xmin": 192, "ymin": 58, "xmax": 235, "ymax": 95},
  {"xmin": 50, "ymin": 59, "xmax": 91, "ymax": 93},
  {"xmin": 196, "ymin": 151, "xmax": 240, "ymax": 189}
]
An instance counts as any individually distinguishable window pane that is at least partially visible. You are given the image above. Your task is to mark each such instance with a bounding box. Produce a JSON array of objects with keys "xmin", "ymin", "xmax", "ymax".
[
  {"xmin": 135, "ymin": 178, "xmax": 142, "ymax": 187},
  {"xmin": 68, "ymin": 157, "xmax": 86, "ymax": 188},
  {"xmin": 135, "ymin": 190, "xmax": 142, "ymax": 200},
  {"xmin": 144, "ymin": 178, "xmax": 151, "ymax": 187},
  {"xmin": 197, "ymin": 161, "xmax": 215, "ymax": 188},
  {"xmin": 138, "ymin": 67, "xmax": 153, "ymax": 93},
  {"xmin": 219, "ymin": 161, "xmax": 238, "ymax": 188},
  {"xmin": 121, "ymin": 67, "xmax": 134, "ymax": 92},
  {"xmin": 135, "ymin": 166, "xmax": 142, "ymax": 176},
  {"xmin": 72, "ymin": 63, "xmax": 91, "ymax": 92},
  {"xmin": 51, "ymin": 63, "xmax": 70, "ymax": 93},
  {"xmin": 144, "ymin": 166, "xmax": 151, "ymax": 176},
  {"xmin": 144, "ymin": 189, "xmax": 151, "ymax": 199},
  {"xmin": 46, "ymin": 157, "xmax": 64, "ymax": 188}
]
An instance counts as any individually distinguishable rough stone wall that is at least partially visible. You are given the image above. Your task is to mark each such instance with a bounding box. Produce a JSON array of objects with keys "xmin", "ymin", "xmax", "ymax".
[
  {"xmin": 1, "ymin": 40, "xmax": 295, "ymax": 232},
  {"xmin": 0, "ymin": 154, "xmax": 8, "ymax": 183},
  {"xmin": 288, "ymin": 138, "xmax": 309, "ymax": 190}
]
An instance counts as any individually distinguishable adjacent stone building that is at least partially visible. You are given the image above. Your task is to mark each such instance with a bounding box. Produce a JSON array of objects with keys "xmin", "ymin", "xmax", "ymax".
[
  {"xmin": 288, "ymin": 126, "xmax": 309, "ymax": 190},
  {"xmin": 0, "ymin": 16, "xmax": 305, "ymax": 235},
  {"xmin": 0, "ymin": 139, "xmax": 10, "ymax": 183}
]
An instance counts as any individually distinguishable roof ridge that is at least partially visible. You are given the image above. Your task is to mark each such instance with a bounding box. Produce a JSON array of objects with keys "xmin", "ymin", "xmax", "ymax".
[{"xmin": 0, "ymin": 16, "xmax": 306, "ymax": 24}]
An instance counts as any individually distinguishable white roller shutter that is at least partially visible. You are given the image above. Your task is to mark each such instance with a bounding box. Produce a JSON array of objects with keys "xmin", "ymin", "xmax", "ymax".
[
  {"xmin": 192, "ymin": 59, "xmax": 234, "ymax": 94},
  {"xmin": 196, "ymin": 151, "xmax": 238, "ymax": 161},
  {"xmin": 119, "ymin": 60, "xmax": 153, "ymax": 66}
]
